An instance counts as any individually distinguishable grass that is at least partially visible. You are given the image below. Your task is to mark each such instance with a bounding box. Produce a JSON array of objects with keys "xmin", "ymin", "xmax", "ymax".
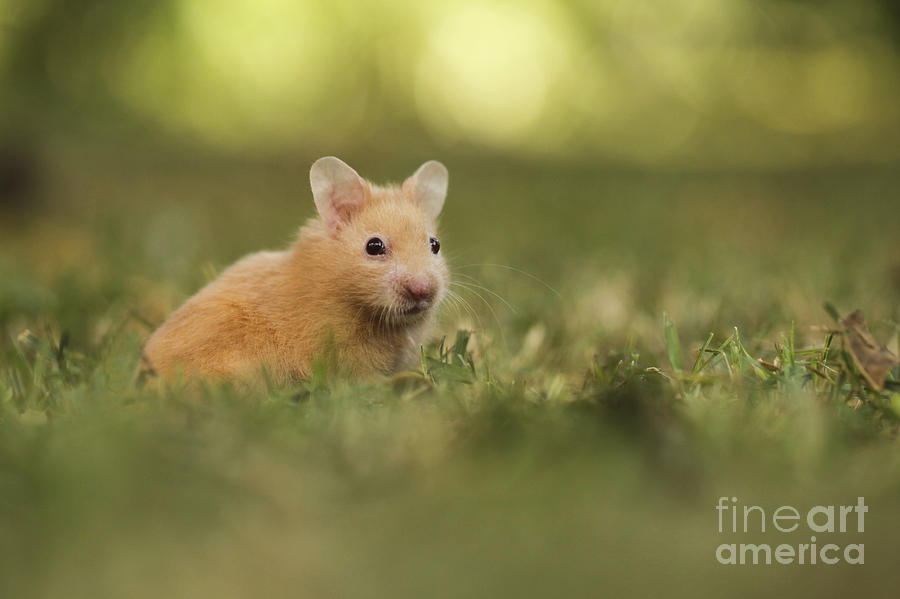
[{"xmin": 2, "ymin": 142, "xmax": 900, "ymax": 598}]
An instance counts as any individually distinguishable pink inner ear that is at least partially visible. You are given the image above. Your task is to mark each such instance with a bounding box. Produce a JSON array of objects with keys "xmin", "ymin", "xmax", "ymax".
[
  {"xmin": 402, "ymin": 161, "xmax": 447, "ymax": 219},
  {"xmin": 326, "ymin": 179, "xmax": 367, "ymax": 228}
]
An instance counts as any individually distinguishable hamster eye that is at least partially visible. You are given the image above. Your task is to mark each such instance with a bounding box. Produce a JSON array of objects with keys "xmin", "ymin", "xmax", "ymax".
[
  {"xmin": 366, "ymin": 237, "xmax": 386, "ymax": 256},
  {"xmin": 430, "ymin": 237, "xmax": 440, "ymax": 255}
]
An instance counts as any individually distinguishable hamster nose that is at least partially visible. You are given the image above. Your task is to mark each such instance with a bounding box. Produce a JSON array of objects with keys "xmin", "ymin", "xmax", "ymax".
[{"xmin": 403, "ymin": 278, "xmax": 435, "ymax": 303}]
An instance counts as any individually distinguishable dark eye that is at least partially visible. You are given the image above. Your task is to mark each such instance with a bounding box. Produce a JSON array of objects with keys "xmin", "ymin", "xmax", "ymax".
[
  {"xmin": 429, "ymin": 237, "xmax": 440, "ymax": 254},
  {"xmin": 366, "ymin": 237, "xmax": 386, "ymax": 256}
]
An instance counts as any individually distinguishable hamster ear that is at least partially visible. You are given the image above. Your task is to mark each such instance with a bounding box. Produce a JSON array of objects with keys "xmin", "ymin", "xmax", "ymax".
[
  {"xmin": 310, "ymin": 156, "xmax": 368, "ymax": 227},
  {"xmin": 404, "ymin": 160, "xmax": 448, "ymax": 219}
]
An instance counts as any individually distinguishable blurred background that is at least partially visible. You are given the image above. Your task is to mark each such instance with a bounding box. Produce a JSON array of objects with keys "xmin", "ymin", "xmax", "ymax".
[
  {"xmin": 3, "ymin": 0, "xmax": 900, "ymax": 165},
  {"xmin": 3, "ymin": 2, "xmax": 900, "ymax": 598},
  {"xmin": 2, "ymin": 0, "xmax": 900, "ymax": 359}
]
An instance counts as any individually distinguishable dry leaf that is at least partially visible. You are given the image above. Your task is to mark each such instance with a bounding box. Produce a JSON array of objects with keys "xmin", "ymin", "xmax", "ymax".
[
  {"xmin": 841, "ymin": 309, "xmax": 899, "ymax": 392},
  {"xmin": 757, "ymin": 358, "xmax": 781, "ymax": 373}
]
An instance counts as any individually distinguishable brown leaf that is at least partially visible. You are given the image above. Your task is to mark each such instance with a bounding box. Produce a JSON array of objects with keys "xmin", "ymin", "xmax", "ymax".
[
  {"xmin": 757, "ymin": 358, "xmax": 781, "ymax": 373},
  {"xmin": 841, "ymin": 309, "xmax": 899, "ymax": 392}
]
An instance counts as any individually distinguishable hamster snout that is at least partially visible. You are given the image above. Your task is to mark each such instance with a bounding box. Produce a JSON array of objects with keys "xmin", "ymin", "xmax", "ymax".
[
  {"xmin": 393, "ymin": 272, "xmax": 439, "ymax": 312},
  {"xmin": 402, "ymin": 277, "xmax": 436, "ymax": 303}
]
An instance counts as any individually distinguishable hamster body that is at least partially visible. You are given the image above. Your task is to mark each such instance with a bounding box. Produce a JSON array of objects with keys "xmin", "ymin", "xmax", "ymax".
[{"xmin": 142, "ymin": 157, "xmax": 450, "ymax": 383}]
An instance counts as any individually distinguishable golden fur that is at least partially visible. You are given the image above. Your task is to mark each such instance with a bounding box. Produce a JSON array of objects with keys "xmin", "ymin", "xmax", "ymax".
[{"xmin": 142, "ymin": 159, "xmax": 449, "ymax": 383}]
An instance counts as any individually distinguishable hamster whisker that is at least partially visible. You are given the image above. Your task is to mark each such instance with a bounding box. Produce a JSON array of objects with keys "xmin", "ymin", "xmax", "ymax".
[
  {"xmin": 377, "ymin": 305, "xmax": 388, "ymax": 331},
  {"xmin": 442, "ymin": 290, "xmax": 466, "ymax": 320},
  {"xmin": 444, "ymin": 289, "xmax": 474, "ymax": 323},
  {"xmin": 389, "ymin": 301, "xmax": 402, "ymax": 327},
  {"xmin": 449, "ymin": 282, "xmax": 504, "ymax": 336},
  {"xmin": 443, "ymin": 289, "xmax": 483, "ymax": 332},
  {"xmin": 441, "ymin": 293, "xmax": 461, "ymax": 321},
  {"xmin": 351, "ymin": 303, "xmax": 369, "ymax": 333},
  {"xmin": 457, "ymin": 263, "xmax": 561, "ymax": 298},
  {"xmin": 449, "ymin": 279, "xmax": 518, "ymax": 315}
]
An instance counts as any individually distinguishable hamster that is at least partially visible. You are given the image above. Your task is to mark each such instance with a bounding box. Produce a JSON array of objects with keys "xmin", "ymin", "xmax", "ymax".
[{"xmin": 142, "ymin": 156, "xmax": 450, "ymax": 383}]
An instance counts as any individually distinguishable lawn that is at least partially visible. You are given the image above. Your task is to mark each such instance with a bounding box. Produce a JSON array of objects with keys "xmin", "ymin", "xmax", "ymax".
[{"xmin": 2, "ymin": 141, "xmax": 900, "ymax": 598}]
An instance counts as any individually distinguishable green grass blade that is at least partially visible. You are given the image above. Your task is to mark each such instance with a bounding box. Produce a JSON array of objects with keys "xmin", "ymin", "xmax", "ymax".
[{"xmin": 664, "ymin": 313, "xmax": 683, "ymax": 372}]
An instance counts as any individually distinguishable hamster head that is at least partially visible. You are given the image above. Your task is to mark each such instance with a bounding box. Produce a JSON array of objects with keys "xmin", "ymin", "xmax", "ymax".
[{"xmin": 308, "ymin": 156, "xmax": 450, "ymax": 327}]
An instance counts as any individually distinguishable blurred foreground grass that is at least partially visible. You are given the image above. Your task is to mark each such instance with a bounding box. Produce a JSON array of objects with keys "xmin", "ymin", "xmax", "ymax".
[{"xmin": 2, "ymin": 142, "xmax": 900, "ymax": 598}]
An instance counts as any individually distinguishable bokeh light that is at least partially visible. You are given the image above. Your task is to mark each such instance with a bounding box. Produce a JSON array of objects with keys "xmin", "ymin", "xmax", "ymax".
[
  {"xmin": 415, "ymin": 2, "xmax": 566, "ymax": 148},
  {"xmin": 2, "ymin": 0, "xmax": 899, "ymax": 163}
]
